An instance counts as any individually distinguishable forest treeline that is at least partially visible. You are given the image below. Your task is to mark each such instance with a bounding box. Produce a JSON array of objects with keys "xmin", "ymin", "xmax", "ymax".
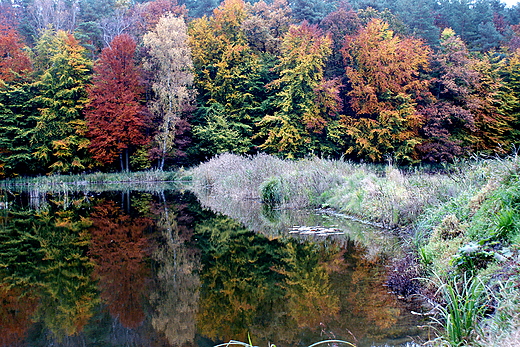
[{"xmin": 2, "ymin": 0, "xmax": 520, "ymax": 176}]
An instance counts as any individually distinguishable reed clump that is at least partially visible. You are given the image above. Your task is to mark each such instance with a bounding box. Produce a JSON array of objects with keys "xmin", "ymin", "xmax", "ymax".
[
  {"xmin": 188, "ymin": 153, "xmax": 359, "ymax": 208},
  {"xmin": 429, "ymin": 274, "xmax": 487, "ymax": 347}
]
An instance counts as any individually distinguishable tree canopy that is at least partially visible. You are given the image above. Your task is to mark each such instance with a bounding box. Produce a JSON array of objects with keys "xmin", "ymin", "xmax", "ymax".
[{"xmin": 1, "ymin": 0, "xmax": 520, "ymax": 175}]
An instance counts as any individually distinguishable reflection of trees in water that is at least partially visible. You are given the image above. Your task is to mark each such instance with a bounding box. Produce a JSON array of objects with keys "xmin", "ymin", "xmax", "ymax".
[
  {"xmin": 278, "ymin": 242, "xmax": 340, "ymax": 329},
  {"xmin": 0, "ymin": 284, "xmax": 38, "ymax": 346},
  {"xmin": 0, "ymin": 189, "xmax": 420, "ymax": 346},
  {"xmin": 192, "ymin": 185, "xmax": 400, "ymax": 263},
  {"xmin": 194, "ymin": 215, "xmax": 416, "ymax": 346},
  {"xmin": 195, "ymin": 216, "xmax": 285, "ymax": 341},
  {"xmin": 149, "ymin": 200, "xmax": 200, "ymax": 346},
  {"xmin": 0, "ymin": 200, "xmax": 98, "ymax": 341},
  {"xmin": 89, "ymin": 200, "xmax": 151, "ymax": 329},
  {"xmin": 195, "ymin": 215, "xmax": 345, "ymax": 344},
  {"xmin": 329, "ymin": 241, "xmax": 419, "ymax": 345}
]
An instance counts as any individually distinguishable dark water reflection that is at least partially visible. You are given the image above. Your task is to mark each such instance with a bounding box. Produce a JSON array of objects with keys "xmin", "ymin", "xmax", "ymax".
[{"xmin": 0, "ymin": 188, "xmax": 426, "ymax": 347}]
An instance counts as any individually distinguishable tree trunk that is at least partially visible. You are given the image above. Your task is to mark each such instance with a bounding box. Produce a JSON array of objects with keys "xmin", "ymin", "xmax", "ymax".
[
  {"xmin": 125, "ymin": 149, "xmax": 129, "ymax": 172},
  {"xmin": 159, "ymin": 155, "xmax": 165, "ymax": 171}
]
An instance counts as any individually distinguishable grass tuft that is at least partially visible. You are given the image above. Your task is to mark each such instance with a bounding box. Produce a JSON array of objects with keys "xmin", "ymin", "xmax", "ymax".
[{"xmin": 429, "ymin": 274, "xmax": 487, "ymax": 347}]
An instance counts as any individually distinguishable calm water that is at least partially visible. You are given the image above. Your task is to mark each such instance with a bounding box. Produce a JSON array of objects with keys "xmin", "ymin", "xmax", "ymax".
[{"xmin": 0, "ymin": 188, "xmax": 427, "ymax": 347}]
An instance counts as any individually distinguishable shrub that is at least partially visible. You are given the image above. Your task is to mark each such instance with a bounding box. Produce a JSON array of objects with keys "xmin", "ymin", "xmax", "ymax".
[{"xmin": 260, "ymin": 177, "xmax": 283, "ymax": 204}]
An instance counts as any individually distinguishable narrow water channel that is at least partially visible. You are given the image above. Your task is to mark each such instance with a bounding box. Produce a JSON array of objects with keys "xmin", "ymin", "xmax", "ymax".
[{"xmin": 0, "ymin": 188, "xmax": 428, "ymax": 347}]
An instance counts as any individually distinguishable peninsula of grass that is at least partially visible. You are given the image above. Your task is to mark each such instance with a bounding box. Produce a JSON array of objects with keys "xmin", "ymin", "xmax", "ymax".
[{"xmin": 188, "ymin": 152, "xmax": 520, "ymax": 346}]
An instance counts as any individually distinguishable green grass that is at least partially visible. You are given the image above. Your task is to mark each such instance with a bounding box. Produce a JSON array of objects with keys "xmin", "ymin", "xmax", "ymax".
[{"xmin": 429, "ymin": 274, "xmax": 487, "ymax": 347}]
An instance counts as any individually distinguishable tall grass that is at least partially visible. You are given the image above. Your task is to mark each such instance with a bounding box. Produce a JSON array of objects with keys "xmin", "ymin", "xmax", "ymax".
[
  {"xmin": 187, "ymin": 153, "xmax": 496, "ymax": 229},
  {"xmin": 188, "ymin": 153, "xmax": 358, "ymax": 208},
  {"xmin": 478, "ymin": 279, "xmax": 520, "ymax": 347},
  {"xmin": 430, "ymin": 274, "xmax": 487, "ymax": 347}
]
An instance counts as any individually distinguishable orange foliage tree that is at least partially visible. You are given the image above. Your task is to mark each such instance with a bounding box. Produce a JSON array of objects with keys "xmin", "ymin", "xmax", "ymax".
[
  {"xmin": 0, "ymin": 17, "xmax": 31, "ymax": 82},
  {"xmin": 341, "ymin": 19, "xmax": 431, "ymax": 163}
]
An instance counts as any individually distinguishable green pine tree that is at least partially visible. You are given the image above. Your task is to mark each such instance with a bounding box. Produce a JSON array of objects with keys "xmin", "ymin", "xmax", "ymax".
[{"xmin": 31, "ymin": 30, "xmax": 93, "ymax": 174}]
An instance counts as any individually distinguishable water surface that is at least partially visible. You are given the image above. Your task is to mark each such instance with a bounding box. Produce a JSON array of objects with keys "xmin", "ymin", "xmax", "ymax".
[{"xmin": 0, "ymin": 187, "xmax": 427, "ymax": 347}]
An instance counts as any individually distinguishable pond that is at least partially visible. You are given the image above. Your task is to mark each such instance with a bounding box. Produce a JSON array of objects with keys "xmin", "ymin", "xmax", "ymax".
[{"xmin": 0, "ymin": 187, "xmax": 428, "ymax": 347}]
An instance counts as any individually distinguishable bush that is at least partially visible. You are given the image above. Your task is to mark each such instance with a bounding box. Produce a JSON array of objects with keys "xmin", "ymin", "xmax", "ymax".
[{"xmin": 260, "ymin": 177, "xmax": 283, "ymax": 204}]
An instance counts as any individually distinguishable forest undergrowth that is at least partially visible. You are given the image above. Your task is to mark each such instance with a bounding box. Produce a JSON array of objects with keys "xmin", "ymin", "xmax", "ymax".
[{"xmin": 187, "ymin": 152, "xmax": 520, "ymax": 346}]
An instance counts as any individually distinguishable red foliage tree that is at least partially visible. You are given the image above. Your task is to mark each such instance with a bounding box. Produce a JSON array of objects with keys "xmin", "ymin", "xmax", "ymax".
[
  {"xmin": 0, "ymin": 20, "xmax": 32, "ymax": 82},
  {"xmin": 86, "ymin": 34, "xmax": 149, "ymax": 171}
]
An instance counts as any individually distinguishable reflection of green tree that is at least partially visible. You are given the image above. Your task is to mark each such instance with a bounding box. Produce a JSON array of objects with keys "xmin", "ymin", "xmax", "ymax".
[
  {"xmin": 0, "ymin": 200, "xmax": 98, "ymax": 340},
  {"xmin": 196, "ymin": 216, "xmax": 286, "ymax": 342},
  {"xmin": 278, "ymin": 241, "xmax": 340, "ymax": 329},
  {"xmin": 196, "ymin": 215, "xmax": 342, "ymax": 343},
  {"xmin": 149, "ymin": 205, "xmax": 201, "ymax": 346}
]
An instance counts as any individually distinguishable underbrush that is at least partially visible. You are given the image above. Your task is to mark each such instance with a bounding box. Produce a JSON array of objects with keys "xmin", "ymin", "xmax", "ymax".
[{"xmin": 188, "ymin": 153, "xmax": 490, "ymax": 229}]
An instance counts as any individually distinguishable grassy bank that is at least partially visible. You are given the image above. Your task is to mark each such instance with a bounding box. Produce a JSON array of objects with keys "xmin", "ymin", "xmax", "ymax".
[{"xmin": 187, "ymin": 152, "xmax": 520, "ymax": 346}]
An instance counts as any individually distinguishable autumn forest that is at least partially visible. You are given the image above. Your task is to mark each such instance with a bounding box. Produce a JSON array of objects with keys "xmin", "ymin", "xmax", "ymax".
[{"xmin": 1, "ymin": 0, "xmax": 520, "ymax": 177}]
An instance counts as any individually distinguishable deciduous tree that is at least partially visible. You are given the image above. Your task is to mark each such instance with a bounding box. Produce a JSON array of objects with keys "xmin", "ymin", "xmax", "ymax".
[
  {"xmin": 256, "ymin": 23, "xmax": 341, "ymax": 158},
  {"xmin": 501, "ymin": 49, "xmax": 520, "ymax": 146},
  {"xmin": 341, "ymin": 19, "xmax": 431, "ymax": 163},
  {"xmin": 86, "ymin": 34, "xmax": 150, "ymax": 171},
  {"xmin": 189, "ymin": 0, "xmax": 267, "ymax": 157},
  {"xmin": 144, "ymin": 13, "xmax": 194, "ymax": 170},
  {"xmin": 418, "ymin": 28, "xmax": 509, "ymax": 161},
  {"xmin": 0, "ymin": 21, "xmax": 31, "ymax": 82},
  {"xmin": 241, "ymin": 0, "xmax": 293, "ymax": 55}
]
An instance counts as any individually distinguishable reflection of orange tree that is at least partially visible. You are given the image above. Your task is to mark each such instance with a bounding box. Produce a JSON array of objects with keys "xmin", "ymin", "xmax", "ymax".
[
  {"xmin": 0, "ymin": 283, "xmax": 38, "ymax": 346},
  {"xmin": 89, "ymin": 200, "xmax": 151, "ymax": 329},
  {"xmin": 341, "ymin": 243, "xmax": 400, "ymax": 340}
]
